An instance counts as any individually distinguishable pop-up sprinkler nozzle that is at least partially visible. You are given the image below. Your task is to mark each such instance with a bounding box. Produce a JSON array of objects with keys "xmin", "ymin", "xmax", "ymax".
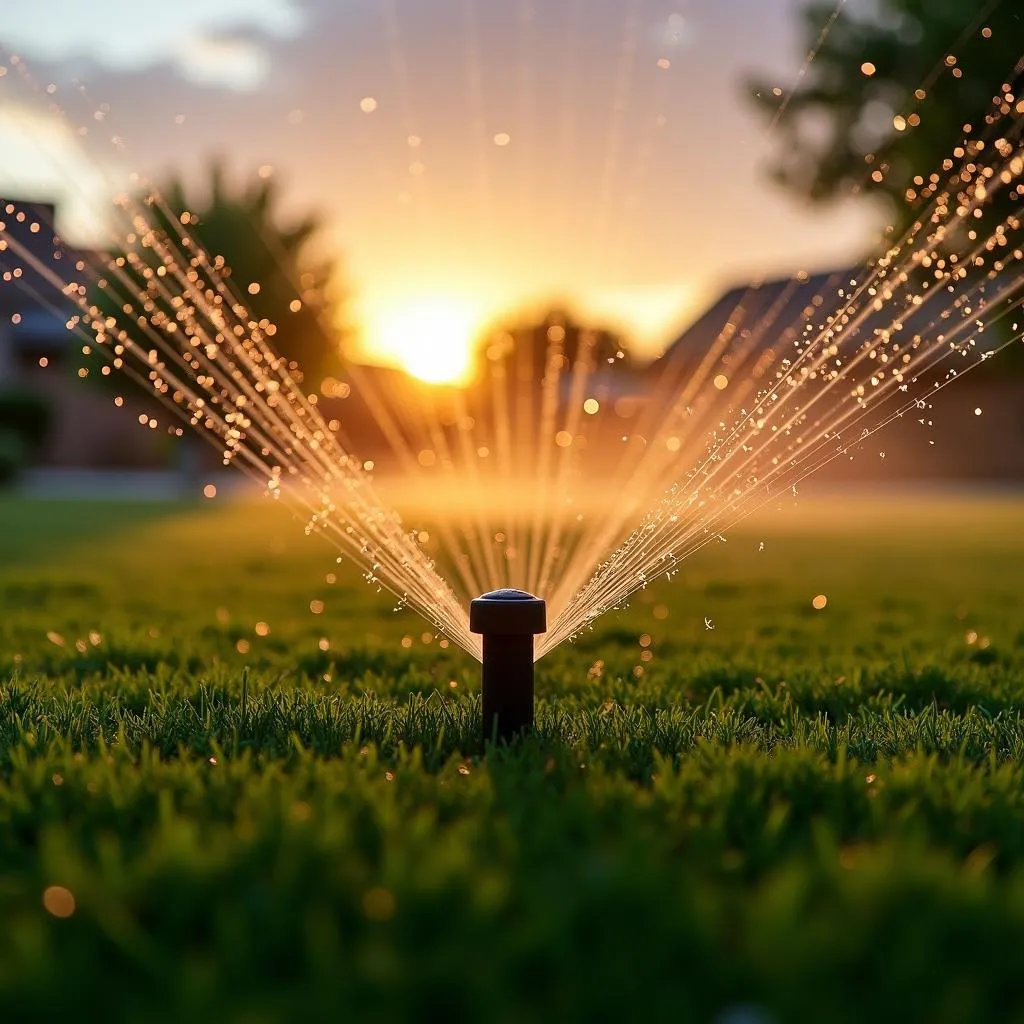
[{"xmin": 470, "ymin": 588, "xmax": 546, "ymax": 744}]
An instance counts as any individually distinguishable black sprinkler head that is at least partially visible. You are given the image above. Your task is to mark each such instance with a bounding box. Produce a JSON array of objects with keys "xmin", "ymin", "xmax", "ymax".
[{"xmin": 470, "ymin": 588, "xmax": 547, "ymax": 744}]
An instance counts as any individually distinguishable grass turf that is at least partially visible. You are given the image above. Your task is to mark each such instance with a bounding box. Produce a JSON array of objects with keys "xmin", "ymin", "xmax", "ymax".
[{"xmin": 1, "ymin": 490, "xmax": 1023, "ymax": 1022}]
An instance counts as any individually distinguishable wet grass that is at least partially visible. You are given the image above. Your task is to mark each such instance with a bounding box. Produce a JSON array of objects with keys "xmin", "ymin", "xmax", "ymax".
[{"xmin": 1, "ymin": 491, "xmax": 1023, "ymax": 1023}]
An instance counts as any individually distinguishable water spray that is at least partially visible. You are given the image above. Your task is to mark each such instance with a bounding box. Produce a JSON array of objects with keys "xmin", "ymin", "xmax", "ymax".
[{"xmin": 470, "ymin": 588, "xmax": 546, "ymax": 744}]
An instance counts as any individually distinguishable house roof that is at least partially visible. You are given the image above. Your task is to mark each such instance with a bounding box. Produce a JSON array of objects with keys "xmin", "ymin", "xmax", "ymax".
[
  {"xmin": 654, "ymin": 269, "xmax": 855, "ymax": 374},
  {"xmin": 655, "ymin": 264, "xmax": 1011, "ymax": 378}
]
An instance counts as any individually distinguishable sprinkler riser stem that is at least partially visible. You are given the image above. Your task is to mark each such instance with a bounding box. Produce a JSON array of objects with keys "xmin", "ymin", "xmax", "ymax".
[
  {"xmin": 481, "ymin": 633, "xmax": 535, "ymax": 742},
  {"xmin": 469, "ymin": 588, "xmax": 546, "ymax": 745}
]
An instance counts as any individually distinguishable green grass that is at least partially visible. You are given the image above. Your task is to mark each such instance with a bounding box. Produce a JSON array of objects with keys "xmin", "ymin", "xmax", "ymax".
[{"xmin": 1, "ymin": 491, "xmax": 1023, "ymax": 1023}]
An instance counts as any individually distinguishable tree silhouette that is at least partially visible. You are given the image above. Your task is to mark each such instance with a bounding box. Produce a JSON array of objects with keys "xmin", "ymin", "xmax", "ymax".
[
  {"xmin": 748, "ymin": 1, "xmax": 1023, "ymax": 231},
  {"xmin": 748, "ymin": 2, "xmax": 1024, "ymax": 374},
  {"xmin": 93, "ymin": 161, "xmax": 346, "ymax": 387},
  {"xmin": 472, "ymin": 305, "xmax": 631, "ymax": 389}
]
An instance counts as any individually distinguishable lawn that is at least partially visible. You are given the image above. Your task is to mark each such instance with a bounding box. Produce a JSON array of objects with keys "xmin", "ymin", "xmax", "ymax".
[{"xmin": 1, "ymin": 490, "xmax": 1023, "ymax": 1023}]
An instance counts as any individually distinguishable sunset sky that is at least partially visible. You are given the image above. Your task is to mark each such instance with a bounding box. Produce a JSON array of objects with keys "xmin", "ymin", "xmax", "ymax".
[{"xmin": 0, "ymin": 0, "xmax": 879, "ymax": 380}]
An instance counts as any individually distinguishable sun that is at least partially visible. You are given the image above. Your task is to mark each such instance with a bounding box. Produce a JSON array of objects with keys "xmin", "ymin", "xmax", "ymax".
[{"xmin": 373, "ymin": 296, "xmax": 480, "ymax": 385}]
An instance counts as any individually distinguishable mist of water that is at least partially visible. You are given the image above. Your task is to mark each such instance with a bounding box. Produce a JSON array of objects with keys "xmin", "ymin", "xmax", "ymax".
[{"xmin": 1, "ymin": 11, "xmax": 1022, "ymax": 660}]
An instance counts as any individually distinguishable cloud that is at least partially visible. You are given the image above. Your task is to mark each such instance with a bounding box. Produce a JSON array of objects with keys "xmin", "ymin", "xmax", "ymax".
[
  {"xmin": 0, "ymin": 0, "xmax": 302, "ymax": 88},
  {"xmin": 0, "ymin": 104, "xmax": 115, "ymax": 243},
  {"xmin": 175, "ymin": 35, "xmax": 271, "ymax": 92}
]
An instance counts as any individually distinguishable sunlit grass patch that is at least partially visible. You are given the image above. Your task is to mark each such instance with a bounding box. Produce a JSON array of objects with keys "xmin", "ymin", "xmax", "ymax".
[{"xmin": 0, "ymin": 493, "xmax": 1022, "ymax": 1021}]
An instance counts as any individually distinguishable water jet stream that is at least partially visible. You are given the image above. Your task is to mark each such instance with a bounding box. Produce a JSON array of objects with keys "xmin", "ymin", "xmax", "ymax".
[{"xmin": 0, "ymin": 16, "xmax": 1022, "ymax": 666}]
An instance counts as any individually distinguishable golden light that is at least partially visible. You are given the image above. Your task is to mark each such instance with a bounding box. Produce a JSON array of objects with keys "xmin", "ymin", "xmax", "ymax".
[
  {"xmin": 373, "ymin": 296, "xmax": 480, "ymax": 384},
  {"xmin": 42, "ymin": 885, "xmax": 76, "ymax": 918}
]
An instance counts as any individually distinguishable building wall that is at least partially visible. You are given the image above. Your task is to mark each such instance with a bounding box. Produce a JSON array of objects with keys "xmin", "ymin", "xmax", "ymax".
[
  {"xmin": 18, "ymin": 361, "xmax": 181, "ymax": 469},
  {"xmin": 5, "ymin": 328, "xmax": 1023, "ymax": 478},
  {"xmin": 811, "ymin": 378, "xmax": 1024, "ymax": 484}
]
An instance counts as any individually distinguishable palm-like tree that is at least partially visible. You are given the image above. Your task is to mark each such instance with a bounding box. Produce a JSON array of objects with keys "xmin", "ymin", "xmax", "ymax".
[{"xmin": 95, "ymin": 161, "xmax": 347, "ymax": 388}]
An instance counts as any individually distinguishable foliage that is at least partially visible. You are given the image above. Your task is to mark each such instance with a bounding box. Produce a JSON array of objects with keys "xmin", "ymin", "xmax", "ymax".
[
  {"xmin": 0, "ymin": 388, "xmax": 53, "ymax": 450},
  {"xmin": 748, "ymin": 0, "xmax": 1023, "ymax": 228},
  {"xmin": 1, "ymin": 494, "xmax": 1023, "ymax": 1021},
  {"xmin": 0, "ymin": 388, "xmax": 53, "ymax": 485},
  {"xmin": 0, "ymin": 429, "xmax": 27, "ymax": 486},
  {"xmin": 91, "ymin": 161, "xmax": 346, "ymax": 389},
  {"xmin": 472, "ymin": 305, "xmax": 632, "ymax": 386}
]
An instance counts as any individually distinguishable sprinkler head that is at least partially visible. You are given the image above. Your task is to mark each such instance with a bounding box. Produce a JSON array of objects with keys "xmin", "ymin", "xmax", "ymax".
[{"xmin": 470, "ymin": 588, "xmax": 546, "ymax": 744}]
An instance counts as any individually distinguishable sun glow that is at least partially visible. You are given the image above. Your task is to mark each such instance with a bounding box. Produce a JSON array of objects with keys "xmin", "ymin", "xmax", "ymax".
[{"xmin": 372, "ymin": 296, "xmax": 480, "ymax": 384}]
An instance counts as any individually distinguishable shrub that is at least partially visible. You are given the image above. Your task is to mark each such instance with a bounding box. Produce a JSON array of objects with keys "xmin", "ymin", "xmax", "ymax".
[
  {"xmin": 0, "ymin": 428, "xmax": 27, "ymax": 486},
  {"xmin": 0, "ymin": 388, "xmax": 53, "ymax": 450}
]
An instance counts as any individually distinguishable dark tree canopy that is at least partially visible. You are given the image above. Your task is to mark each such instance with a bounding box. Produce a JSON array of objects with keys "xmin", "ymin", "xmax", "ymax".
[
  {"xmin": 93, "ymin": 162, "xmax": 346, "ymax": 387},
  {"xmin": 749, "ymin": 0, "xmax": 1023, "ymax": 229},
  {"xmin": 472, "ymin": 306, "xmax": 631, "ymax": 387}
]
